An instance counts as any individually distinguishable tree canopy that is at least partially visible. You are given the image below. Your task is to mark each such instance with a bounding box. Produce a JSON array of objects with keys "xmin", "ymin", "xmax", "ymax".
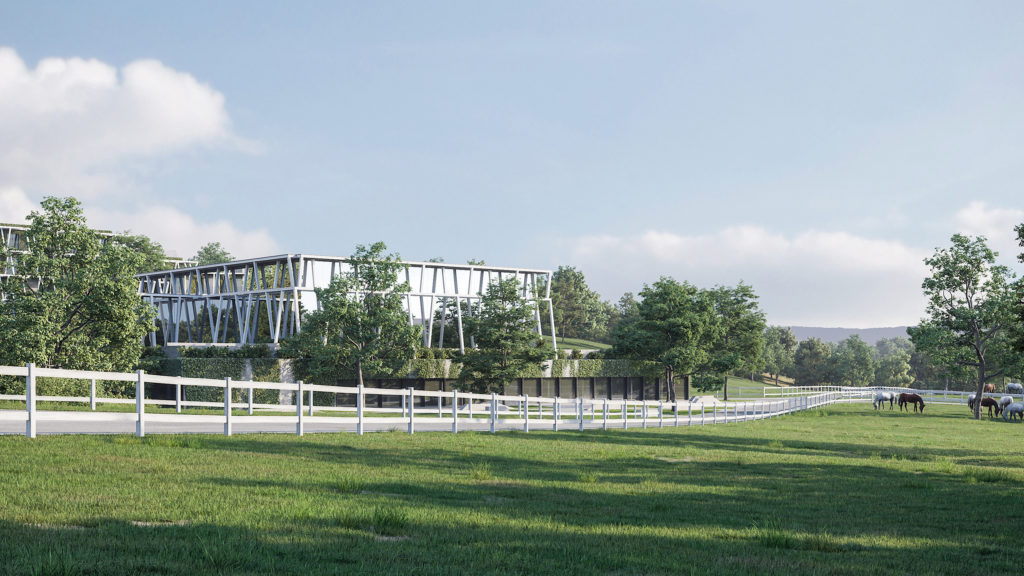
[
  {"xmin": 0, "ymin": 197, "xmax": 155, "ymax": 371},
  {"xmin": 831, "ymin": 335, "xmax": 875, "ymax": 387},
  {"xmin": 280, "ymin": 242, "xmax": 419, "ymax": 386},
  {"xmin": 549, "ymin": 266, "xmax": 612, "ymax": 342},
  {"xmin": 793, "ymin": 338, "xmax": 832, "ymax": 387},
  {"xmin": 762, "ymin": 326, "xmax": 797, "ymax": 386},
  {"xmin": 457, "ymin": 278, "xmax": 551, "ymax": 394},
  {"xmin": 193, "ymin": 242, "xmax": 233, "ymax": 266}
]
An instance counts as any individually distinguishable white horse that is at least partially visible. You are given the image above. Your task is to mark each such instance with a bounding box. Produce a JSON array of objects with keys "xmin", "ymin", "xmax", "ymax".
[
  {"xmin": 1007, "ymin": 382, "xmax": 1023, "ymax": 395},
  {"xmin": 998, "ymin": 395, "xmax": 1014, "ymax": 417},
  {"xmin": 873, "ymin": 391, "xmax": 896, "ymax": 410},
  {"xmin": 1002, "ymin": 402, "xmax": 1024, "ymax": 422},
  {"xmin": 967, "ymin": 393, "xmax": 977, "ymax": 411}
]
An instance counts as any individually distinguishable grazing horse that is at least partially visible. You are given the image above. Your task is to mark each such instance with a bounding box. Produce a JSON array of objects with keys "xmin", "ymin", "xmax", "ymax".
[
  {"xmin": 1002, "ymin": 402, "xmax": 1024, "ymax": 422},
  {"xmin": 980, "ymin": 397, "xmax": 1000, "ymax": 417},
  {"xmin": 984, "ymin": 383, "xmax": 996, "ymax": 393},
  {"xmin": 967, "ymin": 393, "xmax": 978, "ymax": 412},
  {"xmin": 873, "ymin": 391, "xmax": 896, "ymax": 410},
  {"xmin": 899, "ymin": 393, "xmax": 925, "ymax": 413},
  {"xmin": 998, "ymin": 395, "xmax": 1014, "ymax": 417},
  {"xmin": 1007, "ymin": 383, "xmax": 1024, "ymax": 395}
]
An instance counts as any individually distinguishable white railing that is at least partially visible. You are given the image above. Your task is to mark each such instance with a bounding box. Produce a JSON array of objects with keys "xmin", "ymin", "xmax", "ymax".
[
  {"xmin": 764, "ymin": 385, "xmax": 1002, "ymax": 406},
  {"xmin": 0, "ymin": 364, "xmax": 847, "ymax": 438}
]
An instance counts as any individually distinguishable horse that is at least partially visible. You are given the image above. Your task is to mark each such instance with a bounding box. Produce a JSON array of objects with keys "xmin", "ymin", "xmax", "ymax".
[
  {"xmin": 967, "ymin": 393, "xmax": 977, "ymax": 411},
  {"xmin": 984, "ymin": 383, "xmax": 996, "ymax": 393},
  {"xmin": 980, "ymin": 397, "xmax": 999, "ymax": 417},
  {"xmin": 1002, "ymin": 402, "xmax": 1024, "ymax": 422},
  {"xmin": 873, "ymin": 391, "xmax": 896, "ymax": 410},
  {"xmin": 1007, "ymin": 382, "xmax": 1024, "ymax": 395},
  {"xmin": 998, "ymin": 395, "xmax": 1014, "ymax": 416},
  {"xmin": 898, "ymin": 393, "xmax": 925, "ymax": 413}
]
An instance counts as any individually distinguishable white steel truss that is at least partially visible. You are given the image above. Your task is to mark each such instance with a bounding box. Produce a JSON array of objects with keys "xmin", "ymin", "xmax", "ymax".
[{"xmin": 136, "ymin": 254, "xmax": 557, "ymax": 353}]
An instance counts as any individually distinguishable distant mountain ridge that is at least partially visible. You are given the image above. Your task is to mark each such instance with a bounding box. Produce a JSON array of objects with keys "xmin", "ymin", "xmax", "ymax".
[{"xmin": 787, "ymin": 326, "xmax": 910, "ymax": 345}]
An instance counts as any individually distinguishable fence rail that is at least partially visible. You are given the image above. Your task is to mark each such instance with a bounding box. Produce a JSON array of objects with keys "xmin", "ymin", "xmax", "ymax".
[{"xmin": 0, "ymin": 364, "xmax": 896, "ymax": 438}]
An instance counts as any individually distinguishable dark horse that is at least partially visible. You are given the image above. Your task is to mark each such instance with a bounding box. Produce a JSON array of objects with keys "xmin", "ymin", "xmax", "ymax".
[
  {"xmin": 898, "ymin": 393, "xmax": 925, "ymax": 413},
  {"xmin": 979, "ymin": 396, "xmax": 1000, "ymax": 417}
]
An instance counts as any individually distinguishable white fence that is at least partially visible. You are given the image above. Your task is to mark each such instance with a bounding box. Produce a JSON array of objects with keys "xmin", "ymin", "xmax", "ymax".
[{"xmin": 0, "ymin": 364, "xmax": 854, "ymax": 438}]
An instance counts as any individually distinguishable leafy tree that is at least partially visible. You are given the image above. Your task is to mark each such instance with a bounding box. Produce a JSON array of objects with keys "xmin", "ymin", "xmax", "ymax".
[
  {"xmin": 0, "ymin": 197, "xmax": 155, "ymax": 371},
  {"xmin": 279, "ymin": 242, "xmax": 419, "ymax": 386},
  {"xmin": 611, "ymin": 277, "xmax": 720, "ymax": 400},
  {"xmin": 193, "ymin": 242, "xmax": 233, "ymax": 266},
  {"xmin": 702, "ymin": 283, "xmax": 766, "ymax": 378},
  {"xmin": 793, "ymin": 338, "xmax": 832, "ymax": 387},
  {"xmin": 606, "ymin": 292, "xmax": 639, "ymax": 337},
  {"xmin": 875, "ymin": 337, "xmax": 913, "ymax": 359},
  {"xmin": 831, "ymin": 335, "xmax": 876, "ymax": 387},
  {"xmin": 874, "ymin": 349, "xmax": 915, "ymax": 388},
  {"xmin": 115, "ymin": 233, "xmax": 169, "ymax": 273},
  {"xmin": 430, "ymin": 297, "xmax": 474, "ymax": 349},
  {"xmin": 916, "ymin": 234, "xmax": 1020, "ymax": 419},
  {"xmin": 549, "ymin": 266, "xmax": 611, "ymax": 341},
  {"xmin": 457, "ymin": 278, "xmax": 551, "ymax": 394},
  {"xmin": 762, "ymin": 326, "xmax": 797, "ymax": 386}
]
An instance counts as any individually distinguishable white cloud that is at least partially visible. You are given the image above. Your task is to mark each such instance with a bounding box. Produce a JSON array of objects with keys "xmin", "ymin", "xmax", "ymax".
[
  {"xmin": 954, "ymin": 201, "xmax": 1023, "ymax": 259},
  {"xmin": 566, "ymin": 227, "xmax": 930, "ymax": 328},
  {"xmin": 0, "ymin": 186, "xmax": 35, "ymax": 223},
  {"xmin": 0, "ymin": 47, "xmax": 276, "ymax": 261},
  {"xmin": 86, "ymin": 205, "xmax": 280, "ymax": 260}
]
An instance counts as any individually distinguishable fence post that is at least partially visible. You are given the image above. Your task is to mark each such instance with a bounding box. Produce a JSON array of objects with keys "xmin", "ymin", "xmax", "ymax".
[
  {"xmin": 90, "ymin": 379, "xmax": 96, "ymax": 411},
  {"xmin": 248, "ymin": 385, "xmax": 254, "ymax": 416},
  {"xmin": 438, "ymin": 394, "xmax": 442, "ymax": 418},
  {"xmin": 553, "ymin": 397, "xmax": 560, "ymax": 432},
  {"xmin": 308, "ymin": 388, "xmax": 314, "ymax": 417},
  {"xmin": 688, "ymin": 402, "xmax": 692, "ymax": 426},
  {"xmin": 523, "ymin": 394, "xmax": 530, "ymax": 433},
  {"xmin": 578, "ymin": 397, "xmax": 584, "ymax": 432},
  {"xmin": 490, "ymin": 392, "xmax": 497, "ymax": 434},
  {"xmin": 136, "ymin": 369, "xmax": 145, "ymax": 438},
  {"xmin": 603, "ymin": 398, "xmax": 609, "ymax": 430},
  {"xmin": 25, "ymin": 363, "xmax": 36, "ymax": 439},
  {"xmin": 224, "ymin": 377, "xmax": 232, "ymax": 437},
  {"xmin": 357, "ymin": 383, "xmax": 365, "ymax": 436},
  {"xmin": 452, "ymin": 389, "xmax": 459, "ymax": 434},
  {"xmin": 674, "ymin": 401, "xmax": 679, "ymax": 427},
  {"xmin": 175, "ymin": 382, "xmax": 182, "ymax": 414},
  {"xmin": 296, "ymin": 380, "xmax": 304, "ymax": 437},
  {"xmin": 642, "ymin": 403, "xmax": 648, "ymax": 430},
  {"xmin": 401, "ymin": 391, "xmax": 407, "ymax": 420},
  {"xmin": 659, "ymin": 402, "xmax": 665, "ymax": 428},
  {"xmin": 408, "ymin": 387, "xmax": 415, "ymax": 434}
]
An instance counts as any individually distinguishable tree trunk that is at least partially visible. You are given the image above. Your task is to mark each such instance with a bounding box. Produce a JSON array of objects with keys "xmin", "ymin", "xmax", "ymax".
[
  {"xmin": 682, "ymin": 373, "xmax": 690, "ymax": 401},
  {"xmin": 974, "ymin": 363, "xmax": 985, "ymax": 420}
]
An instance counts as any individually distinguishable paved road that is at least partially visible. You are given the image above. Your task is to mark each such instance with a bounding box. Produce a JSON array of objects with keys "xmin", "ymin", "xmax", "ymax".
[{"xmin": 0, "ymin": 408, "xmax": 765, "ymax": 436}]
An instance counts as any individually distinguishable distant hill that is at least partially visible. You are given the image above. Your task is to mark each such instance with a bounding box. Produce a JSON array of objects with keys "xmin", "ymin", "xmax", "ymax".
[{"xmin": 787, "ymin": 326, "xmax": 910, "ymax": 345}]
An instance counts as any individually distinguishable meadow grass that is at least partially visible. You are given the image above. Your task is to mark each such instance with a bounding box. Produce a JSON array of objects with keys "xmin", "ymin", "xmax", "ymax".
[{"xmin": 1, "ymin": 403, "xmax": 1021, "ymax": 575}]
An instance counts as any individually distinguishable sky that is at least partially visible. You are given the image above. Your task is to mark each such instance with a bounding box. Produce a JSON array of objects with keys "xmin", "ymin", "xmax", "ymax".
[{"xmin": 1, "ymin": 1, "xmax": 1023, "ymax": 328}]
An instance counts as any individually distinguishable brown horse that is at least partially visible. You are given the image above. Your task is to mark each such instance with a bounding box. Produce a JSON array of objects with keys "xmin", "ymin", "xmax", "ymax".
[
  {"xmin": 898, "ymin": 393, "xmax": 925, "ymax": 413},
  {"xmin": 980, "ymin": 396, "xmax": 999, "ymax": 417},
  {"xmin": 984, "ymin": 383, "xmax": 996, "ymax": 393}
]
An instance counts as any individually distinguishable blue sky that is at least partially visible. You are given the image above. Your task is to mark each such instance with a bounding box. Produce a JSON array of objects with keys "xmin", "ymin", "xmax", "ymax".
[{"xmin": 2, "ymin": 1, "xmax": 1023, "ymax": 327}]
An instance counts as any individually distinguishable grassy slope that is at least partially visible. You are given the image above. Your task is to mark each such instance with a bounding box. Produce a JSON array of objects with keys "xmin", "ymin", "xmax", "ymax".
[
  {"xmin": 556, "ymin": 337, "xmax": 612, "ymax": 351},
  {"xmin": 1, "ymin": 403, "xmax": 1021, "ymax": 575}
]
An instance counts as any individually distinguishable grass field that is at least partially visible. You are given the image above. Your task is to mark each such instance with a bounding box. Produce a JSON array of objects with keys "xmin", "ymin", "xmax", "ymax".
[
  {"xmin": 555, "ymin": 337, "xmax": 612, "ymax": 351},
  {"xmin": 1, "ymin": 403, "xmax": 1022, "ymax": 575}
]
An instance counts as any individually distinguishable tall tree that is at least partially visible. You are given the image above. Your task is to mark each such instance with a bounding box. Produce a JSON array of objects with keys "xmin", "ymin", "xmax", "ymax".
[
  {"xmin": 611, "ymin": 277, "xmax": 720, "ymax": 400},
  {"xmin": 917, "ymin": 234, "xmax": 1019, "ymax": 419},
  {"xmin": 457, "ymin": 278, "xmax": 551, "ymax": 394},
  {"xmin": 0, "ymin": 197, "xmax": 155, "ymax": 371},
  {"xmin": 875, "ymin": 337, "xmax": 913, "ymax": 359},
  {"xmin": 549, "ymin": 266, "xmax": 610, "ymax": 341},
  {"xmin": 193, "ymin": 242, "xmax": 233, "ymax": 266},
  {"xmin": 279, "ymin": 242, "xmax": 419, "ymax": 386},
  {"xmin": 115, "ymin": 233, "xmax": 169, "ymax": 273},
  {"xmin": 831, "ymin": 335, "xmax": 876, "ymax": 387},
  {"xmin": 874, "ymin": 349, "xmax": 915, "ymax": 388},
  {"xmin": 792, "ymin": 338, "xmax": 832, "ymax": 387},
  {"xmin": 702, "ymin": 283, "xmax": 766, "ymax": 379},
  {"xmin": 762, "ymin": 326, "xmax": 798, "ymax": 386}
]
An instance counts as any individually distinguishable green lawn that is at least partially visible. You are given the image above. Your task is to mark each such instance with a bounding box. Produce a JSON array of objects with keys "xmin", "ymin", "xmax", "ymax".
[
  {"xmin": 1, "ymin": 403, "xmax": 1021, "ymax": 575},
  {"xmin": 555, "ymin": 337, "xmax": 612, "ymax": 351}
]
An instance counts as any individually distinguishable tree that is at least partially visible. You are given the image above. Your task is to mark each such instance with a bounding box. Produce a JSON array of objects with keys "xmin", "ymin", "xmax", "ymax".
[
  {"xmin": 457, "ymin": 278, "xmax": 551, "ymax": 394},
  {"xmin": 0, "ymin": 197, "xmax": 155, "ymax": 371},
  {"xmin": 874, "ymin": 349, "xmax": 915, "ymax": 388},
  {"xmin": 793, "ymin": 338, "xmax": 832, "ymax": 387},
  {"xmin": 831, "ymin": 335, "xmax": 876, "ymax": 387},
  {"xmin": 762, "ymin": 326, "xmax": 797, "ymax": 386},
  {"xmin": 702, "ymin": 283, "xmax": 766, "ymax": 382},
  {"xmin": 549, "ymin": 266, "xmax": 611, "ymax": 341},
  {"xmin": 875, "ymin": 337, "xmax": 913, "ymax": 359},
  {"xmin": 193, "ymin": 242, "xmax": 232, "ymax": 266},
  {"xmin": 115, "ymin": 233, "xmax": 169, "ymax": 273},
  {"xmin": 606, "ymin": 292, "xmax": 639, "ymax": 337},
  {"xmin": 279, "ymin": 242, "xmax": 419, "ymax": 386},
  {"xmin": 917, "ymin": 234, "xmax": 1020, "ymax": 419},
  {"xmin": 611, "ymin": 277, "xmax": 720, "ymax": 400}
]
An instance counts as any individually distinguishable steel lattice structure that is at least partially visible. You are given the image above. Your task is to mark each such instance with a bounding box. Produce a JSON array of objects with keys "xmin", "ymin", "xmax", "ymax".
[{"xmin": 136, "ymin": 254, "xmax": 556, "ymax": 352}]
